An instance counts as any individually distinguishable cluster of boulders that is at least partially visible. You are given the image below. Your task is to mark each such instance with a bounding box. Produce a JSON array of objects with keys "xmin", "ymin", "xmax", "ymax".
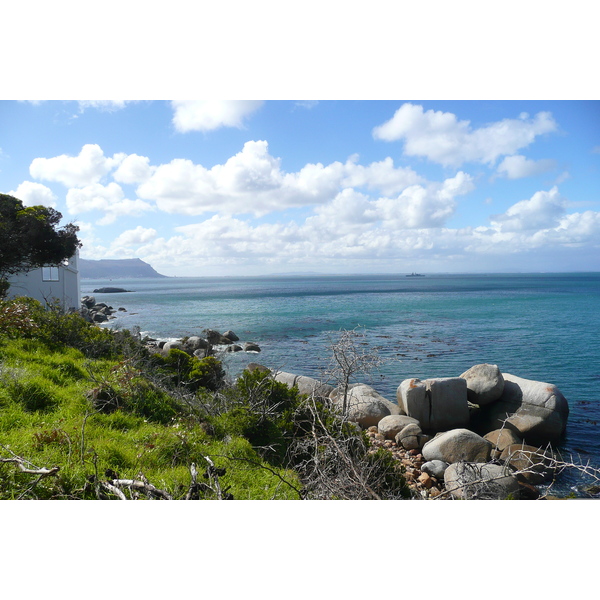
[
  {"xmin": 147, "ymin": 329, "xmax": 262, "ymax": 359},
  {"xmin": 80, "ymin": 295, "xmax": 127, "ymax": 323},
  {"xmin": 258, "ymin": 363, "xmax": 570, "ymax": 499}
]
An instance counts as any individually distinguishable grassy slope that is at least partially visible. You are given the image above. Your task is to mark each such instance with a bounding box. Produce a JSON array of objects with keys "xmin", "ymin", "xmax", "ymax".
[{"xmin": 0, "ymin": 337, "xmax": 301, "ymax": 500}]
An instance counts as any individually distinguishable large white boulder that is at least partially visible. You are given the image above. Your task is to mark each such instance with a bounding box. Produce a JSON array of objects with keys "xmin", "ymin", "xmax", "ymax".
[
  {"xmin": 422, "ymin": 428, "xmax": 493, "ymax": 464},
  {"xmin": 397, "ymin": 377, "xmax": 469, "ymax": 432},
  {"xmin": 377, "ymin": 415, "xmax": 420, "ymax": 440},
  {"xmin": 459, "ymin": 363, "xmax": 504, "ymax": 406},
  {"xmin": 474, "ymin": 373, "xmax": 569, "ymax": 443},
  {"xmin": 330, "ymin": 384, "xmax": 401, "ymax": 428},
  {"xmin": 444, "ymin": 462, "xmax": 522, "ymax": 499},
  {"xmin": 273, "ymin": 371, "xmax": 334, "ymax": 398}
]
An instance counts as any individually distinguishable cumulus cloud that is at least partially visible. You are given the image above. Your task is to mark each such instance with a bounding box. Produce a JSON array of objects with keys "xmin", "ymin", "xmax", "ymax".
[
  {"xmin": 171, "ymin": 100, "xmax": 264, "ymax": 132},
  {"xmin": 112, "ymin": 226, "xmax": 158, "ymax": 248},
  {"xmin": 8, "ymin": 181, "xmax": 58, "ymax": 208},
  {"xmin": 30, "ymin": 144, "xmax": 125, "ymax": 188},
  {"xmin": 136, "ymin": 140, "xmax": 430, "ymax": 216},
  {"xmin": 496, "ymin": 155, "xmax": 557, "ymax": 179},
  {"xmin": 112, "ymin": 154, "xmax": 155, "ymax": 184},
  {"xmin": 66, "ymin": 182, "xmax": 154, "ymax": 225},
  {"xmin": 372, "ymin": 171, "xmax": 475, "ymax": 228},
  {"xmin": 490, "ymin": 186, "xmax": 566, "ymax": 232},
  {"xmin": 372, "ymin": 103, "xmax": 558, "ymax": 167}
]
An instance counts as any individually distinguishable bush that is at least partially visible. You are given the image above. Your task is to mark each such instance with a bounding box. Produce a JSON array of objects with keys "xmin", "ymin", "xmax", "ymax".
[
  {"xmin": 152, "ymin": 349, "xmax": 226, "ymax": 392},
  {"xmin": 0, "ymin": 297, "xmax": 139, "ymax": 359}
]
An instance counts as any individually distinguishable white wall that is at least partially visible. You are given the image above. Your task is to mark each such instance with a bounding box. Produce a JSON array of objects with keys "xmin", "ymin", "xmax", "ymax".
[{"xmin": 7, "ymin": 252, "xmax": 81, "ymax": 311}]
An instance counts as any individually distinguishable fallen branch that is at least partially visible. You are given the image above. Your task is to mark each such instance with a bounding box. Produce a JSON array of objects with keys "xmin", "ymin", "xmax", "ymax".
[
  {"xmin": 0, "ymin": 457, "xmax": 60, "ymax": 476},
  {"xmin": 105, "ymin": 478, "xmax": 172, "ymax": 500}
]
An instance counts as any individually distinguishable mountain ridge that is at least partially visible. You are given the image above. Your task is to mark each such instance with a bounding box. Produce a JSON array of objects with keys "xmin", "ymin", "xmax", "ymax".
[{"xmin": 79, "ymin": 258, "xmax": 167, "ymax": 279}]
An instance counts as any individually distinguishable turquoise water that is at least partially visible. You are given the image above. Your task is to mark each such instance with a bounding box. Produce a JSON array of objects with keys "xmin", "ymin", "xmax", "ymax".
[{"xmin": 83, "ymin": 273, "xmax": 600, "ymax": 492}]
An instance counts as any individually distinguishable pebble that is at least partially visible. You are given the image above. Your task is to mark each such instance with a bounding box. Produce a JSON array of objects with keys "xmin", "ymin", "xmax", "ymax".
[{"xmin": 366, "ymin": 428, "xmax": 448, "ymax": 499}]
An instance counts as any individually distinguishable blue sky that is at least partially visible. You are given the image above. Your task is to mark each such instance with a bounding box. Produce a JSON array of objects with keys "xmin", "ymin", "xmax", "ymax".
[
  {"xmin": 1, "ymin": 2, "xmax": 599, "ymax": 277},
  {"xmin": 1, "ymin": 99, "xmax": 599, "ymax": 276}
]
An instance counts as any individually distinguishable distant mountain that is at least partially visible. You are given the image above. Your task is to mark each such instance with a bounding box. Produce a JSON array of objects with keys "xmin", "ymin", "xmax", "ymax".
[{"xmin": 79, "ymin": 258, "xmax": 168, "ymax": 279}]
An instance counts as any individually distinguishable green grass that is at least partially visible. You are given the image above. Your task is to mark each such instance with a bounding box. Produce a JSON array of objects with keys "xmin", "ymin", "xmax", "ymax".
[{"xmin": 0, "ymin": 335, "xmax": 302, "ymax": 500}]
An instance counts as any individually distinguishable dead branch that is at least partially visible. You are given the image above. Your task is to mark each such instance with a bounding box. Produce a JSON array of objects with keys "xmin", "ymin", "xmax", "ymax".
[
  {"xmin": 105, "ymin": 478, "xmax": 173, "ymax": 500},
  {"xmin": 0, "ymin": 457, "xmax": 60, "ymax": 476}
]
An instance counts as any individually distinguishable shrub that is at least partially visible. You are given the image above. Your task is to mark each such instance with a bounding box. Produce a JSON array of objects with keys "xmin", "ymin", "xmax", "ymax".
[{"xmin": 152, "ymin": 349, "xmax": 226, "ymax": 392}]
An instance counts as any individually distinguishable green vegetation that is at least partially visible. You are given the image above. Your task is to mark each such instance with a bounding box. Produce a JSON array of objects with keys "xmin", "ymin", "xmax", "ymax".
[{"xmin": 0, "ymin": 296, "xmax": 409, "ymax": 500}]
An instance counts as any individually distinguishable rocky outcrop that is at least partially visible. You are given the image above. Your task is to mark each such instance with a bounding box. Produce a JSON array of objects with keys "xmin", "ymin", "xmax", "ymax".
[
  {"xmin": 80, "ymin": 296, "xmax": 121, "ymax": 323},
  {"xmin": 92, "ymin": 287, "xmax": 132, "ymax": 293},
  {"xmin": 472, "ymin": 373, "xmax": 569, "ymax": 443}
]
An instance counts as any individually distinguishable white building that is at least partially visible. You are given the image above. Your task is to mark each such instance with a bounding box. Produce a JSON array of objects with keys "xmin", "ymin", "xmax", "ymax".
[{"xmin": 7, "ymin": 251, "xmax": 81, "ymax": 311}]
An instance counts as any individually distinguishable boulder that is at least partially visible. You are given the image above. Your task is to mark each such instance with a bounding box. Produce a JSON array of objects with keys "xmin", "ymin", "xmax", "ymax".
[
  {"xmin": 185, "ymin": 336, "xmax": 210, "ymax": 351},
  {"xmin": 484, "ymin": 427, "xmax": 523, "ymax": 458},
  {"xmin": 397, "ymin": 377, "xmax": 469, "ymax": 432},
  {"xmin": 422, "ymin": 428, "xmax": 493, "ymax": 464},
  {"xmin": 245, "ymin": 363, "xmax": 271, "ymax": 374},
  {"xmin": 244, "ymin": 342, "xmax": 261, "ymax": 352},
  {"xmin": 162, "ymin": 340, "xmax": 185, "ymax": 354},
  {"xmin": 500, "ymin": 443, "xmax": 556, "ymax": 485},
  {"xmin": 273, "ymin": 371, "xmax": 333, "ymax": 398},
  {"xmin": 204, "ymin": 329, "xmax": 233, "ymax": 345},
  {"xmin": 330, "ymin": 384, "xmax": 401, "ymax": 428},
  {"xmin": 394, "ymin": 423, "xmax": 424, "ymax": 450},
  {"xmin": 81, "ymin": 295, "xmax": 96, "ymax": 309},
  {"xmin": 295, "ymin": 375, "xmax": 333, "ymax": 398},
  {"xmin": 460, "ymin": 363, "xmax": 504, "ymax": 406},
  {"xmin": 223, "ymin": 330, "xmax": 240, "ymax": 342},
  {"xmin": 225, "ymin": 344, "xmax": 243, "ymax": 352},
  {"xmin": 472, "ymin": 373, "xmax": 569, "ymax": 443},
  {"xmin": 378, "ymin": 415, "xmax": 420, "ymax": 440},
  {"xmin": 421, "ymin": 460, "xmax": 449, "ymax": 480},
  {"xmin": 397, "ymin": 379, "xmax": 429, "ymax": 425},
  {"xmin": 444, "ymin": 462, "xmax": 522, "ymax": 499},
  {"xmin": 273, "ymin": 371, "xmax": 298, "ymax": 388}
]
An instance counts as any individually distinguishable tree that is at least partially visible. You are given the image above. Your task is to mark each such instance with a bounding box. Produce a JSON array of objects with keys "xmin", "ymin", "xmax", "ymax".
[
  {"xmin": 0, "ymin": 194, "xmax": 81, "ymax": 296},
  {"xmin": 323, "ymin": 326, "xmax": 387, "ymax": 416}
]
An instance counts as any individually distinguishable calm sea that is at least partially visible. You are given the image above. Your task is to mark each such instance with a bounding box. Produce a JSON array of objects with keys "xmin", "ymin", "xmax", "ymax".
[{"xmin": 82, "ymin": 272, "xmax": 600, "ymax": 494}]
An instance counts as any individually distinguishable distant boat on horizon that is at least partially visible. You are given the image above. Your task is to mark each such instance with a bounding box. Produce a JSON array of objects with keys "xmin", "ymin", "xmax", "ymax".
[{"xmin": 406, "ymin": 272, "xmax": 425, "ymax": 277}]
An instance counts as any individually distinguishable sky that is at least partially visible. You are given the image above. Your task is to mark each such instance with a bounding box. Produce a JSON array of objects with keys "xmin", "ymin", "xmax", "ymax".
[
  {"xmin": 1, "ymin": 99, "xmax": 598, "ymax": 276},
  {"xmin": 1, "ymin": 3, "xmax": 598, "ymax": 277}
]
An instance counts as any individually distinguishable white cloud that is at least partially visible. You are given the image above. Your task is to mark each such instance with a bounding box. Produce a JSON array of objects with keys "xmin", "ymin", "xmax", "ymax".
[
  {"xmin": 65, "ymin": 182, "xmax": 154, "ymax": 225},
  {"xmin": 372, "ymin": 103, "xmax": 558, "ymax": 167},
  {"xmin": 136, "ymin": 140, "xmax": 430, "ymax": 217},
  {"xmin": 497, "ymin": 154, "xmax": 557, "ymax": 179},
  {"xmin": 30, "ymin": 144, "xmax": 125, "ymax": 188},
  {"xmin": 372, "ymin": 171, "xmax": 475, "ymax": 228},
  {"xmin": 8, "ymin": 181, "xmax": 58, "ymax": 208},
  {"xmin": 113, "ymin": 154, "xmax": 155, "ymax": 184},
  {"xmin": 171, "ymin": 100, "xmax": 264, "ymax": 132},
  {"xmin": 77, "ymin": 101, "xmax": 130, "ymax": 112},
  {"xmin": 341, "ymin": 155, "xmax": 424, "ymax": 195},
  {"xmin": 490, "ymin": 186, "xmax": 566, "ymax": 232},
  {"xmin": 112, "ymin": 226, "xmax": 158, "ymax": 247}
]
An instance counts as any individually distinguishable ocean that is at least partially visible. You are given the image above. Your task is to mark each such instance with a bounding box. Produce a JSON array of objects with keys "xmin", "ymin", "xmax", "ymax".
[{"xmin": 82, "ymin": 272, "xmax": 600, "ymax": 495}]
